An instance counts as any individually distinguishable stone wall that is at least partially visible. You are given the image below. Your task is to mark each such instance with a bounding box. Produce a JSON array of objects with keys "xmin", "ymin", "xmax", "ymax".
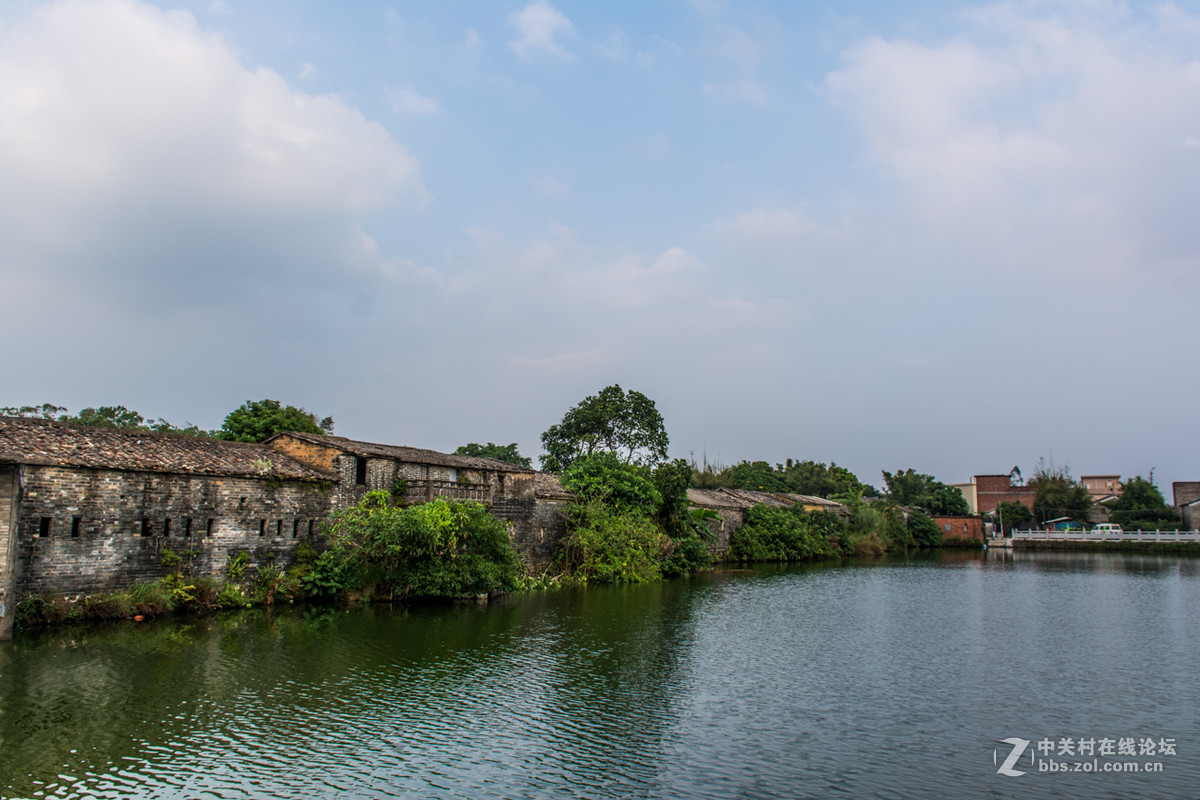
[
  {"xmin": 1, "ymin": 465, "xmax": 18, "ymax": 639},
  {"xmin": 491, "ymin": 496, "xmax": 569, "ymax": 568},
  {"xmin": 13, "ymin": 464, "xmax": 336, "ymax": 598}
]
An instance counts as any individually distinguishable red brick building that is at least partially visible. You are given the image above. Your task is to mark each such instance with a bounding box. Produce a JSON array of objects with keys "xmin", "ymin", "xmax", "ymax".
[{"xmin": 932, "ymin": 515, "xmax": 985, "ymax": 542}]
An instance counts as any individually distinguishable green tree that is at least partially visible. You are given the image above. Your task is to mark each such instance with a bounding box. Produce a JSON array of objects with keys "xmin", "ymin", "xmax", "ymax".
[
  {"xmin": 454, "ymin": 442, "xmax": 532, "ymax": 468},
  {"xmin": 1028, "ymin": 462, "xmax": 1092, "ymax": 524},
  {"xmin": 217, "ymin": 399, "xmax": 333, "ymax": 443},
  {"xmin": 996, "ymin": 501, "xmax": 1032, "ymax": 532},
  {"xmin": 881, "ymin": 468, "xmax": 968, "ymax": 515},
  {"xmin": 1, "ymin": 403, "xmax": 67, "ymax": 419},
  {"xmin": 906, "ymin": 511, "xmax": 943, "ymax": 548},
  {"xmin": 539, "ymin": 385, "xmax": 668, "ymax": 472},
  {"xmin": 560, "ymin": 452, "xmax": 662, "ymax": 514},
  {"xmin": 1108, "ymin": 475, "xmax": 1180, "ymax": 530},
  {"xmin": 724, "ymin": 461, "xmax": 787, "ymax": 492}
]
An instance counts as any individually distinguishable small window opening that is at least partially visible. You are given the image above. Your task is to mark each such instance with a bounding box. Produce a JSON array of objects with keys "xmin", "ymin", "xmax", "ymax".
[
  {"xmin": 259, "ymin": 519, "xmax": 267, "ymax": 537},
  {"xmin": 206, "ymin": 518, "xmax": 215, "ymax": 538},
  {"xmin": 71, "ymin": 516, "xmax": 81, "ymax": 538},
  {"xmin": 276, "ymin": 519, "xmax": 283, "ymax": 537},
  {"xmin": 292, "ymin": 519, "xmax": 300, "ymax": 538},
  {"xmin": 163, "ymin": 518, "xmax": 171, "ymax": 537},
  {"xmin": 308, "ymin": 519, "xmax": 315, "ymax": 536},
  {"xmin": 355, "ymin": 457, "xmax": 368, "ymax": 486},
  {"xmin": 39, "ymin": 517, "xmax": 51, "ymax": 537},
  {"xmin": 184, "ymin": 518, "xmax": 193, "ymax": 538},
  {"xmin": 141, "ymin": 517, "xmax": 150, "ymax": 537}
]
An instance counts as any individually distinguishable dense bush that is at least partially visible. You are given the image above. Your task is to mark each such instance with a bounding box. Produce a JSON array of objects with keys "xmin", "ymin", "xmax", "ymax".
[
  {"xmin": 322, "ymin": 491, "xmax": 524, "ymax": 599},
  {"xmin": 906, "ymin": 511, "xmax": 943, "ymax": 548},
  {"xmin": 729, "ymin": 505, "xmax": 838, "ymax": 562},
  {"xmin": 561, "ymin": 452, "xmax": 661, "ymax": 514},
  {"xmin": 558, "ymin": 501, "xmax": 669, "ymax": 584}
]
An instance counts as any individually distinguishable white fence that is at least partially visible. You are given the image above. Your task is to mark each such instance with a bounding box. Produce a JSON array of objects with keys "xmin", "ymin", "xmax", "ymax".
[{"xmin": 1011, "ymin": 529, "xmax": 1200, "ymax": 543}]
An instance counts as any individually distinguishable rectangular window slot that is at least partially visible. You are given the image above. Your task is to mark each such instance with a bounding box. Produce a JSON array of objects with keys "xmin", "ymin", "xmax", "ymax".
[
  {"xmin": 163, "ymin": 518, "xmax": 171, "ymax": 537},
  {"xmin": 276, "ymin": 519, "xmax": 283, "ymax": 537},
  {"xmin": 39, "ymin": 517, "xmax": 51, "ymax": 537},
  {"xmin": 292, "ymin": 519, "xmax": 299, "ymax": 538},
  {"xmin": 184, "ymin": 518, "xmax": 193, "ymax": 538},
  {"xmin": 71, "ymin": 516, "xmax": 81, "ymax": 538},
  {"xmin": 355, "ymin": 457, "xmax": 368, "ymax": 485},
  {"xmin": 308, "ymin": 519, "xmax": 314, "ymax": 536},
  {"xmin": 206, "ymin": 518, "xmax": 215, "ymax": 538},
  {"xmin": 141, "ymin": 518, "xmax": 150, "ymax": 537},
  {"xmin": 259, "ymin": 519, "xmax": 267, "ymax": 537}
]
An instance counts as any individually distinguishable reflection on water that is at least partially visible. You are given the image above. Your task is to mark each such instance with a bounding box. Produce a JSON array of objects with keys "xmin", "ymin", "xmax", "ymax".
[{"xmin": 1, "ymin": 552, "xmax": 1198, "ymax": 799}]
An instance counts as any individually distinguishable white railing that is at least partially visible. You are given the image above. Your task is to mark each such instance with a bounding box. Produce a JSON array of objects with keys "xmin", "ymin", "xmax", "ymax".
[{"xmin": 1012, "ymin": 529, "xmax": 1200, "ymax": 543}]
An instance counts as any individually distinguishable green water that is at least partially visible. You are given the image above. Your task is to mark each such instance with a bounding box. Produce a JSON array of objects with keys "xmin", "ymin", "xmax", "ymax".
[{"xmin": 1, "ymin": 550, "xmax": 1197, "ymax": 799}]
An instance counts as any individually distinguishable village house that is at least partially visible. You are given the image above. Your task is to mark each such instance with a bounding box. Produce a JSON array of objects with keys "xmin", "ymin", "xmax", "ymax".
[{"xmin": 686, "ymin": 487, "xmax": 850, "ymax": 550}]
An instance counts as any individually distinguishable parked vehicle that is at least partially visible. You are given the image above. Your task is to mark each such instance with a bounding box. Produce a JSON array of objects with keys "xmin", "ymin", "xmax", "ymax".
[{"xmin": 1091, "ymin": 523, "xmax": 1124, "ymax": 534}]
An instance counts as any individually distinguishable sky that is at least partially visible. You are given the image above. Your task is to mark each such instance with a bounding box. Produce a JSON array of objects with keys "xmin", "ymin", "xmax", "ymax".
[{"xmin": 2, "ymin": 0, "xmax": 1199, "ymax": 494}]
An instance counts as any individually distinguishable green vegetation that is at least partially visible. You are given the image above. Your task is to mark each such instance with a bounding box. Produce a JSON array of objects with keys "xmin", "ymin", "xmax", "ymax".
[
  {"xmin": 216, "ymin": 399, "xmax": 334, "ymax": 443},
  {"xmin": 1, "ymin": 403, "xmax": 210, "ymax": 436},
  {"xmin": 691, "ymin": 457, "xmax": 874, "ymax": 498},
  {"xmin": 454, "ymin": 442, "xmax": 532, "ymax": 468},
  {"xmin": 996, "ymin": 501, "xmax": 1033, "ymax": 532},
  {"xmin": 1029, "ymin": 460, "xmax": 1093, "ymax": 524},
  {"xmin": 1108, "ymin": 475, "xmax": 1180, "ymax": 530},
  {"xmin": 318, "ymin": 492, "xmax": 523, "ymax": 599},
  {"xmin": 882, "ymin": 469, "xmax": 969, "ymax": 515},
  {"xmin": 540, "ymin": 385, "xmax": 668, "ymax": 472}
]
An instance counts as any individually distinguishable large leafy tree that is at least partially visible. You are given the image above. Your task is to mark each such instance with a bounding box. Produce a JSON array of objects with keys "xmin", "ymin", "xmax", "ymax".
[
  {"xmin": 2, "ymin": 403, "xmax": 208, "ymax": 435},
  {"xmin": 454, "ymin": 442, "xmax": 532, "ymax": 468},
  {"xmin": 217, "ymin": 399, "xmax": 333, "ymax": 443},
  {"xmin": 882, "ymin": 468, "xmax": 969, "ymax": 515},
  {"xmin": 540, "ymin": 385, "xmax": 668, "ymax": 472},
  {"xmin": 1108, "ymin": 475, "xmax": 1180, "ymax": 530},
  {"xmin": 1028, "ymin": 462, "xmax": 1092, "ymax": 524}
]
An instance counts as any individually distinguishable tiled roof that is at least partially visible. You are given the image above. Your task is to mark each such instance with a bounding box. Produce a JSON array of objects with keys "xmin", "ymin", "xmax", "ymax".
[
  {"xmin": 0, "ymin": 416, "xmax": 328, "ymax": 480},
  {"xmin": 533, "ymin": 472, "xmax": 574, "ymax": 499},
  {"xmin": 266, "ymin": 431, "xmax": 535, "ymax": 474},
  {"xmin": 687, "ymin": 487, "xmax": 848, "ymax": 513}
]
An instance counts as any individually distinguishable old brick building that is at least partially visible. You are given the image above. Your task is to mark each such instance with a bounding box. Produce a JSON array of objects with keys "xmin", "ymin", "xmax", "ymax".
[{"xmin": 0, "ymin": 417, "xmax": 558, "ymax": 639}]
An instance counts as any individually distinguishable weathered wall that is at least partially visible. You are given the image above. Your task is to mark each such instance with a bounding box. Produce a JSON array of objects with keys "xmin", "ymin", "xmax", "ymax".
[
  {"xmin": 0, "ymin": 465, "xmax": 18, "ymax": 639},
  {"xmin": 13, "ymin": 465, "xmax": 336, "ymax": 598},
  {"xmin": 491, "ymin": 496, "xmax": 569, "ymax": 568}
]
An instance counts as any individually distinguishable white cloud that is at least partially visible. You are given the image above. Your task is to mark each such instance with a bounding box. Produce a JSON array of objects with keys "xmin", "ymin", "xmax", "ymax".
[
  {"xmin": 823, "ymin": 0, "xmax": 1200, "ymax": 278},
  {"xmin": 508, "ymin": 0, "xmax": 575, "ymax": 61},
  {"xmin": 388, "ymin": 86, "xmax": 441, "ymax": 116}
]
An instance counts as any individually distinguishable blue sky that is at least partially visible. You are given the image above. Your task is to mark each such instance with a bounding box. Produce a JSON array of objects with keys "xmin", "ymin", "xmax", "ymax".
[{"xmin": 2, "ymin": 0, "xmax": 1199, "ymax": 493}]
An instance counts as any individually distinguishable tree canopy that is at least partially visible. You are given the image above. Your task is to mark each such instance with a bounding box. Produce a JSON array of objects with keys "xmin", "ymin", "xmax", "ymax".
[
  {"xmin": 881, "ymin": 468, "xmax": 969, "ymax": 515},
  {"xmin": 540, "ymin": 385, "xmax": 668, "ymax": 472},
  {"xmin": 1108, "ymin": 475, "xmax": 1179, "ymax": 530},
  {"xmin": 2, "ymin": 403, "xmax": 208, "ymax": 436},
  {"xmin": 216, "ymin": 399, "xmax": 333, "ymax": 443},
  {"xmin": 454, "ymin": 442, "xmax": 532, "ymax": 468},
  {"xmin": 1028, "ymin": 462, "xmax": 1092, "ymax": 524},
  {"xmin": 692, "ymin": 458, "xmax": 873, "ymax": 498}
]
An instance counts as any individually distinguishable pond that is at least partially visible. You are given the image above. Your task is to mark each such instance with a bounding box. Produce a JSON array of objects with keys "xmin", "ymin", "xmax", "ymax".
[{"xmin": 1, "ymin": 549, "xmax": 1197, "ymax": 799}]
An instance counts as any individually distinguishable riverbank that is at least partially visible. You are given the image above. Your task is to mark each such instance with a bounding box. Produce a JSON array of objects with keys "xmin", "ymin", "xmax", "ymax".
[{"xmin": 1012, "ymin": 538, "xmax": 1200, "ymax": 554}]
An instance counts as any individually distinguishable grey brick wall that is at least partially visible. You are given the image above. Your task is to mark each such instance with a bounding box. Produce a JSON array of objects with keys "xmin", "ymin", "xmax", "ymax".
[
  {"xmin": 0, "ymin": 465, "xmax": 18, "ymax": 639},
  {"xmin": 14, "ymin": 465, "xmax": 337, "ymax": 598}
]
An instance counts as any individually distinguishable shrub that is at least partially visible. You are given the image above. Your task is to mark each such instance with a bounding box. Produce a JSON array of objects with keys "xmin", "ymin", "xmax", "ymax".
[
  {"xmin": 561, "ymin": 453, "xmax": 662, "ymax": 515},
  {"xmin": 907, "ymin": 511, "xmax": 943, "ymax": 548},
  {"xmin": 558, "ymin": 501, "xmax": 668, "ymax": 584},
  {"xmin": 321, "ymin": 491, "xmax": 525, "ymax": 599},
  {"xmin": 729, "ymin": 504, "xmax": 832, "ymax": 562}
]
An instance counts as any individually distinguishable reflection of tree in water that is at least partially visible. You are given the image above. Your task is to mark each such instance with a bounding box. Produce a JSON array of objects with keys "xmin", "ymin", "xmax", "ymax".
[
  {"xmin": 0, "ymin": 603, "xmax": 531, "ymax": 798},
  {"xmin": 505, "ymin": 580, "xmax": 703, "ymax": 796}
]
